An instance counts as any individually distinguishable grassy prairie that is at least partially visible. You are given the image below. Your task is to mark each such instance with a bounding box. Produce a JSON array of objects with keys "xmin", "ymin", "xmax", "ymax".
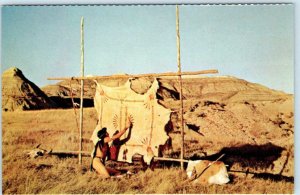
[{"xmin": 2, "ymin": 108, "xmax": 294, "ymax": 194}]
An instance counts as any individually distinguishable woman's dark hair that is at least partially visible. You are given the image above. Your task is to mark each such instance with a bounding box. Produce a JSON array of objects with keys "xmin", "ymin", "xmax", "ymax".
[
  {"xmin": 97, "ymin": 127, "xmax": 107, "ymax": 140},
  {"xmin": 92, "ymin": 128, "xmax": 107, "ymax": 161}
]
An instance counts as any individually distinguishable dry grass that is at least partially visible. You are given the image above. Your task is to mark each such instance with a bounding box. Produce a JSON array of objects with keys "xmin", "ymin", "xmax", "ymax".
[{"xmin": 2, "ymin": 108, "xmax": 294, "ymax": 194}]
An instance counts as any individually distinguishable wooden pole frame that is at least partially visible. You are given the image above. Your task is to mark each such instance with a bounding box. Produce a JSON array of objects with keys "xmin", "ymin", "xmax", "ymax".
[
  {"xmin": 79, "ymin": 17, "xmax": 84, "ymax": 164},
  {"xmin": 176, "ymin": 5, "xmax": 185, "ymax": 170},
  {"xmin": 49, "ymin": 16, "xmax": 220, "ymax": 168}
]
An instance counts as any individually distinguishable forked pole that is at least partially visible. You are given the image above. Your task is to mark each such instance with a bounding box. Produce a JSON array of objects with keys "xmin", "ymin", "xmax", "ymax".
[
  {"xmin": 176, "ymin": 5, "xmax": 185, "ymax": 170},
  {"xmin": 79, "ymin": 17, "xmax": 84, "ymax": 164}
]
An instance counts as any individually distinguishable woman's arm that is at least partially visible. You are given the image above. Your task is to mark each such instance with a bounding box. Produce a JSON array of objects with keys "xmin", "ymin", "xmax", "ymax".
[{"xmin": 104, "ymin": 117, "xmax": 132, "ymax": 143}]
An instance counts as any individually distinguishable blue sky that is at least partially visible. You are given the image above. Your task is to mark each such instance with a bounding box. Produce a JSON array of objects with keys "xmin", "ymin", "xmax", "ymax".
[{"xmin": 1, "ymin": 4, "xmax": 294, "ymax": 93}]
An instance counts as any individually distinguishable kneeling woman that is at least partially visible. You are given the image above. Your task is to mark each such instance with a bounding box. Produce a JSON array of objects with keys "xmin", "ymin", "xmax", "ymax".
[{"xmin": 91, "ymin": 118, "xmax": 132, "ymax": 178}]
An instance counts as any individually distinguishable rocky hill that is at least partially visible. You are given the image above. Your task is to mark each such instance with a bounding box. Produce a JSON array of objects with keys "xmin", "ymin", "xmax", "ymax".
[{"xmin": 1, "ymin": 67, "xmax": 57, "ymax": 111}]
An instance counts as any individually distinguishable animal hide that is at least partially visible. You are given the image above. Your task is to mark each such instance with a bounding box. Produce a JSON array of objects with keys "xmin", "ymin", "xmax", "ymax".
[
  {"xmin": 91, "ymin": 79, "xmax": 170, "ymax": 163},
  {"xmin": 186, "ymin": 160, "xmax": 230, "ymax": 185}
]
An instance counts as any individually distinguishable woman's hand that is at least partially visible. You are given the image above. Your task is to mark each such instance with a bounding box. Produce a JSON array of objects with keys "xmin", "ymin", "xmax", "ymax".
[{"xmin": 125, "ymin": 116, "xmax": 133, "ymax": 129}]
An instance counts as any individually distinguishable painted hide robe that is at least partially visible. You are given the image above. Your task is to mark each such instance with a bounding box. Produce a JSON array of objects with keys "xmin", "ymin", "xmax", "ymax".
[{"xmin": 91, "ymin": 79, "xmax": 170, "ymax": 163}]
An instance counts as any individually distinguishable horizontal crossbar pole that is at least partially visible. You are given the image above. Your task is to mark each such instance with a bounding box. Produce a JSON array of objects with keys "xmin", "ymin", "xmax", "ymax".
[
  {"xmin": 47, "ymin": 69, "xmax": 218, "ymax": 80},
  {"xmin": 48, "ymin": 150, "xmax": 190, "ymax": 163},
  {"xmin": 49, "ymin": 150, "xmax": 90, "ymax": 156},
  {"xmin": 154, "ymin": 157, "xmax": 190, "ymax": 163}
]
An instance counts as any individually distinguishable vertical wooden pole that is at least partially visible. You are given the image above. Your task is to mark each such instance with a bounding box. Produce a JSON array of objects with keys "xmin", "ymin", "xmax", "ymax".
[
  {"xmin": 176, "ymin": 5, "xmax": 185, "ymax": 170},
  {"xmin": 79, "ymin": 17, "xmax": 84, "ymax": 164}
]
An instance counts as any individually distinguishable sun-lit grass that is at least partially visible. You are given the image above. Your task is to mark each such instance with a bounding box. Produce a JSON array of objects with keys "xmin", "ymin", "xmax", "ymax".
[{"xmin": 2, "ymin": 108, "xmax": 294, "ymax": 194}]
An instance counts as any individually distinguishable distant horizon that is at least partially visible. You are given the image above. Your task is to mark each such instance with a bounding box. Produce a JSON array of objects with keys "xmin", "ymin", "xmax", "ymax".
[{"xmin": 1, "ymin": 5, "xmax": 294, "ymax": 93}]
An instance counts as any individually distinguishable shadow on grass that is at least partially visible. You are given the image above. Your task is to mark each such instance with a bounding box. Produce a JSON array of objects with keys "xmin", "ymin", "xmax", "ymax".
[
  {"xmin": 229, "ymin": 170, "xmax": 294, "ymax": 183},
  {"xmin": 187, "ymin": 143, "xmax": 294, "ymax": 183},
  {"xmin": 196, "ymin": 143, "xmax": 285, "ymax": 170},
  {"xmin": 252, "ymin": 172, "xmax": 294, "ymax": 182}
]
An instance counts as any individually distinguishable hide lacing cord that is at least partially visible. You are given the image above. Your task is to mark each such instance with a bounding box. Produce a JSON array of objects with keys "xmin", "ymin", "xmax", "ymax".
[
  {"xmin": 69, "ymin": 77, "xmax": 80, "ymax": 141},
  {"xmin": 188, "ymin": 153, "xmax": 226, "ymax": 182}
]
